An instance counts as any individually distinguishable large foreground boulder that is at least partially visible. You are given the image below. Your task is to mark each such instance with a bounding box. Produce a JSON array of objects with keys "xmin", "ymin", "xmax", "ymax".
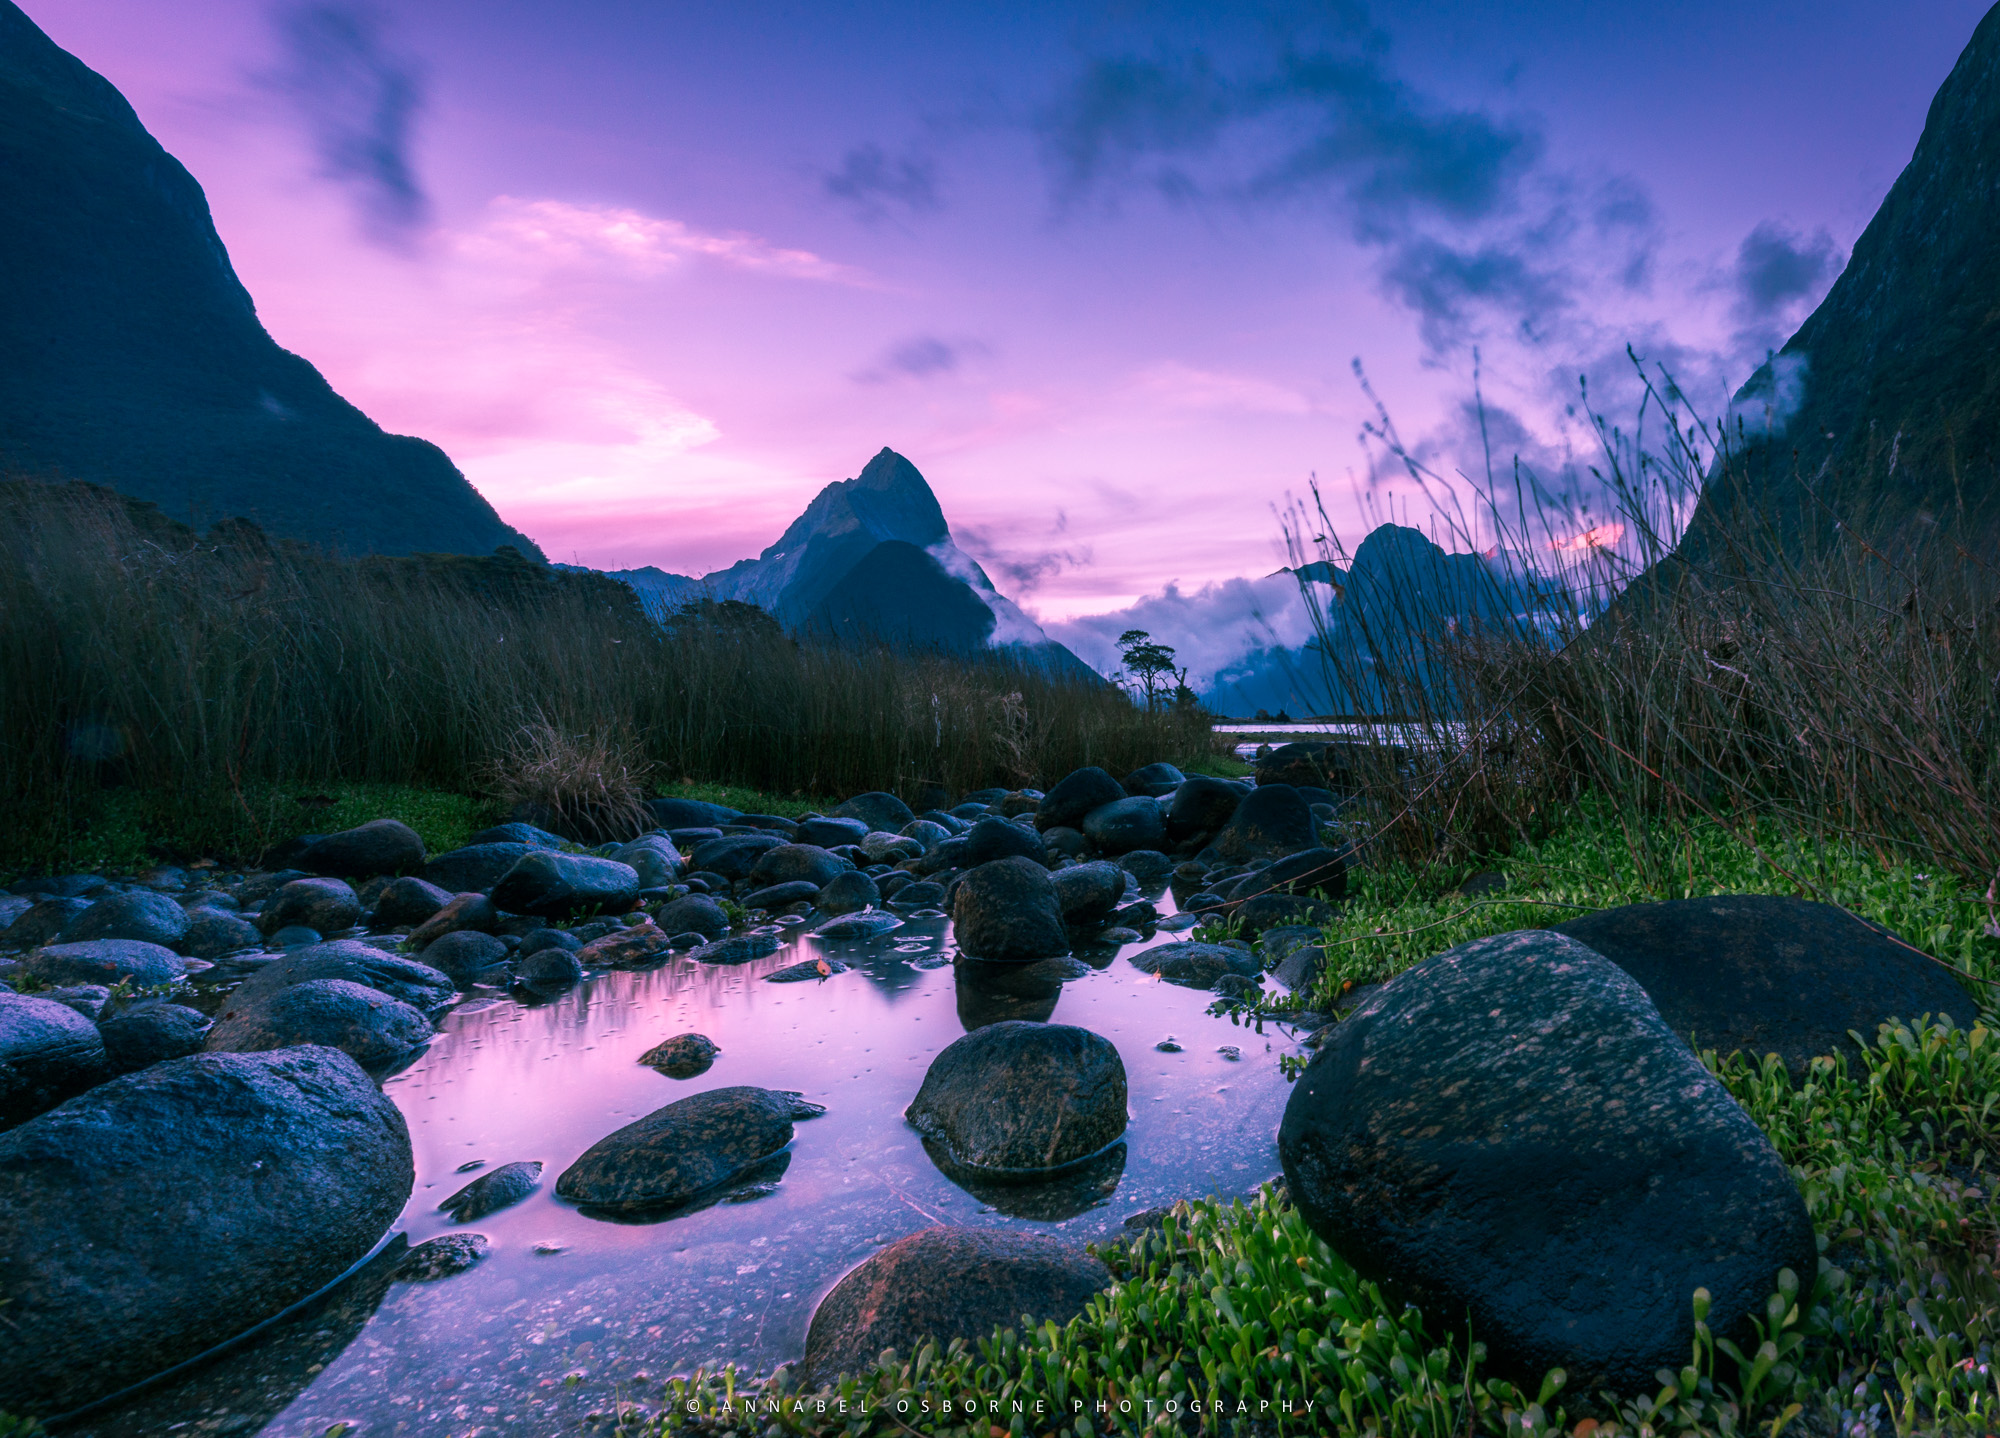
[
  {"xmin": 206, "ymin": 978, "xmax": 434, "ymax": 1071},
  {"xmin": 799, "ymin": 1227, "xmax": 1110, "ymax": 1388},
  {"xmin": 1552, "ymin": 895, "xmax": 1980, "ymax": 1078},
  {"xmin": 951, "ymin": 858, "xmax": 1069, "ymax": 962},
  {"xmin": 907, "ymin": 1021, "xmax": 1126, "ymax": 1174},
  {"xmin": 0, "ymin": 1047, "xmax": 413, "ymax": 1416},
  {"xmin": 1279, "ymin": 929, "xmax": 1815, "ymax": 1393},
  {"xmin": 555, "ymin": 1085, "xmax": 825, "ymax": 1214},
  {"xmin": 0, "ymin": 991, "xmax": 110, "ymax": 1129}
]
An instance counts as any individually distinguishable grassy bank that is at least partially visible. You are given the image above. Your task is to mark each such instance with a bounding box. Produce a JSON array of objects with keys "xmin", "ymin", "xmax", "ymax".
[
  {"xmin": 0, "ymin": 480, "xmax": 1216, "ymax": 870},
  {"xmin": 644, "ymin": 805, "xmax": 2000, "ymax": 1437}
]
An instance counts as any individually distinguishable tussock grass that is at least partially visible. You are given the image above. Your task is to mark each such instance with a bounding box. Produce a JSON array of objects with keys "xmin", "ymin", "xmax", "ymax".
[
  {"xmin": 0, "ymin": 480, "xmax": 1214, "ymax": 869},
  {"xmin": 1283, "ymin": 364, "xmax": 2000, "ymax": 897}
]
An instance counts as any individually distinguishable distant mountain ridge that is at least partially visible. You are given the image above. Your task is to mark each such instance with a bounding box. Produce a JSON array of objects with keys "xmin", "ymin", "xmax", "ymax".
[
  {"xmin": 605, "ymin": 449, "xmax": 1100, "ymax": 680},
  {"xmin": 0, "ymin": 2, "xmax": 541, "ymax": 558},
  {"xmin": 1202, "ymin": 524, "xmax": 1560, "ymax": 716}
]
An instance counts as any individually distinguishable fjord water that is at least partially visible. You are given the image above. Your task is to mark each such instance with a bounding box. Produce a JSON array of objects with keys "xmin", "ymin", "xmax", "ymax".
[{"xmin": 82, "ymin": 901, "xmax": 1297, "ymax": 1437}]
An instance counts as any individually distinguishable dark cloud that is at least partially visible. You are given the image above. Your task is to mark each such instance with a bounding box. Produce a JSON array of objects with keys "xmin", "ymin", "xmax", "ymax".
[
  {"xmin": 852, "ymin": 334, "xmax": 988, "ymax": 384},
  {"xmin": 1030, "ymin": 9, "xmax": 1660, "ymax": 358},
  {"xmin": 955, "ymin": 522, "xmax": 1092, "ymax": 595},
  {"xmin": 262, "ymin": 3, "xmax": 429, "ymax": 248},
  {"xmin": 824, "ymin": 143, "xmax": 940, "ymax": 220},
  {"xmin": 1379, "ymin": 238, "xmax": 1569, "ymax": 351},
  {"xmin": 1732, "ymin": 221, "xmax": 1840, "ymax": 320}
]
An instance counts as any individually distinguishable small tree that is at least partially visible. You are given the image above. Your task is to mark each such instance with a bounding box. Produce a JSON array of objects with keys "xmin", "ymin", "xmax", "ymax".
[{"xmin": 1117, "ymin": 629, "xmax": 1179, "ymax": 710}]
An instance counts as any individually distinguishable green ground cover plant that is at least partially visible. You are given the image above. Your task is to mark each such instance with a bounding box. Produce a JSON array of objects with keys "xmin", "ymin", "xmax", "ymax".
[{"xmin": 638, "ymin": 803, "xmax": 2000, "ymax": 1437}]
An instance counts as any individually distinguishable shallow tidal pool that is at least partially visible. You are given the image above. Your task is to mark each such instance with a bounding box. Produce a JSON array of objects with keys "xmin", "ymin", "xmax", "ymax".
[{"xmin": 76, "ymin": 901, "xmax": 1302, "ymax": 1438}]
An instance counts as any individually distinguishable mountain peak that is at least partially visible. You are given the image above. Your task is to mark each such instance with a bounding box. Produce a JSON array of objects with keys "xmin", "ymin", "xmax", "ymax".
[{"xmin": 0, "ymin": 1, "xmax": 541, "ymax": 558}]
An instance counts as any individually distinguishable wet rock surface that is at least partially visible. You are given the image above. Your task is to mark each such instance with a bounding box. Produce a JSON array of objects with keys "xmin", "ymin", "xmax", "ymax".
[
  {"xmin": 23, "ymin": 937, "xmax": 188, "ymax": 988},
  {"xmin": 952, "ymin": 857, "xmax": 1069, "ymax": 962},
  {"xmin": 98, "ymin": 1001, "xmax": 211, "ymax": 1073},
  {"xmin": 799, "ymin": 1226, "xmax": 1110, "ymax": 1389},
  {"xmin": 258, "ymin": 876, "xmax": 362, "ymax": 937},
  {"xmin": 57, "ymin": 888, "xmax": 190, "ymax": 947},
  {"xmin": 1279, "ymin": 929, "xmax": 1817, "ymax": 1393},
  {"xmin": 395, "ymin": 1231, "xmax": 490, "ymax": 1281},
  {"xmin": 491, "ymin": 852, "xmax": 640, "ymax": 919},
  {"xmin": 206, "ymin": 978, "xmax": 435, "ymax": 1071},
  {"xmin": 1552, "ymin": 894, "xmax": 1981, "ymax": 1077},
  {"xmin": 299, "ymin": 819, "xmax": 426, "ymax": 879},
  {"xmin": 639, "ymin": 1032, "xmax": 721, "ymax": 1077},
  {"xmin": 0, "ymin": 991, "xmax": 111, "ymax": 1128},
  {"xmin": 227, "ymin": 940, "xmax": 456, "ymax": 1014},
  {"xmin": 907, "ymin": 1020, "xmax": 1127, "ymax": 1174},
  {"xmin": 0, "ymin": 1046, "xmax": 413, "ymax": 1416},
  {"xmin": 439, "ymin": 1159, "xmax": 545, "ymax": 1219},
  {"xmin": 1128, "ymin": 942, "xmax": 1261, "ymax": 990},
  {"xmin": 555, "ymin": 1085, "xmax": 827, "ymax": 1214}
]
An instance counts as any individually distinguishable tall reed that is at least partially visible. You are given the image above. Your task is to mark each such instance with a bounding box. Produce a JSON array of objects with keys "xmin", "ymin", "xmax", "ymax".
[
  {"xmin": 0, "ymin": 481, "xmax": 1212, "ymax": 861},
  {"xmin": 1283, "ymin": 361, "xmax": 2000, "ymax": 893}
]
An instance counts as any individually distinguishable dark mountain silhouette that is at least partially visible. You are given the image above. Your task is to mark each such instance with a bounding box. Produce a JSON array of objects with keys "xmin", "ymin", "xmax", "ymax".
[
  {"xmin": 1202, "ymin": 524, "xmax": 1559, "ymax": 716},
  {"xmin": 604, "ymin": 448, "xmax": 1099, "ymax": 680},
  {"xmin": 1674, "ymin": 2, "xmax": 2000, "ymax": 569},
  {"xmin": 0, "ymin": 2, "xmax": 540, "ymax": 558}
]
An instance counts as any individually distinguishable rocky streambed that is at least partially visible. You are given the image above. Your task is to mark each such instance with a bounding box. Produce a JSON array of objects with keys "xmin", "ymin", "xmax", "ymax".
[
  {"xmin": 0, "ymin": 766, "xmax": 1329, "ymax": 1435},
  {"xmin": 3, "ymin": 746, "xmax": 1982, "ymax": 1435}
]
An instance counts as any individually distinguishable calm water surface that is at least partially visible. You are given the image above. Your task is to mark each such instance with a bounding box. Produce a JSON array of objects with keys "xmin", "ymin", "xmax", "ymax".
[{"xmin": 84, "ymin": 899, "xmax": 1304, "ymax": 1438}]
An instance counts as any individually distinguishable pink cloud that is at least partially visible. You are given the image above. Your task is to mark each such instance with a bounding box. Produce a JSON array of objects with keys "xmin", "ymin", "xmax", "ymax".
[{"xmin": 461, "ymin": 196, "xmax": 873, "ymax": 286}]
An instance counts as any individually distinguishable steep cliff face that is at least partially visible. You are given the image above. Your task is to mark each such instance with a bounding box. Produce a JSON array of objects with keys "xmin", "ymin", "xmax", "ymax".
[
  {"xmin": 1677, "ymin": 2, "xmax": 2000, "ymax": 566},
  {"xmin": 0, "ymin": 2, "xmax": 541, "ymax": 558}
]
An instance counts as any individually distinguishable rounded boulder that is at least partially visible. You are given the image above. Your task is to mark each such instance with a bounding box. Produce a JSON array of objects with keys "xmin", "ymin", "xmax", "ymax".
[
  {"xmin": 0, "ymin": 1046, "xmax": 412, "ymax": 1416},
  {"xmin": 1080, "ymin": 796, "xmax": 1167, "ymax": 855},
  {"xmin": 906, "ymin": 1020, "xmax": 1126, "ymax": 1174},
  {"xmin": 800, "ymin": 1227, "xmax": 1109, "ymax": 1389},
  {"xmin": 258, "ymin": 877, "xmax": 362, "ymax": 937},
  {"xmin": 206, "ymin": 978, "xmax": 434, "ymax": 1071},
  {"xmin": 490, "ymin": 851, "xmax": 640, "ymax": 919},
  {"xmin": 749, "ymin": 843, "xmax": 851, "ymax": 888},
  {"xmin": 1279, "ymin": 929, "xmax": 1817, "ymax": 1394},
  {"xmin": 555, "ymin": 1084, "xmax": 825, "ymax": 1214},
  {"xmin": 56, "ymin": 889, "xmax": 189, "ymax": 948},
  {"xmin": 951, "ymin": 857, "xmax": 1070, "ymax": 962},
  {"xmin": 298, "ymin": 819, "xmax": 426, "ymax": 878},
  {"xmin": 1036, "ymin": 767, "xmax": 1127, "ymax": 832},
  {"xmin": 0, "ymin": 991, "xmax": 111, "ymax": 1129}
]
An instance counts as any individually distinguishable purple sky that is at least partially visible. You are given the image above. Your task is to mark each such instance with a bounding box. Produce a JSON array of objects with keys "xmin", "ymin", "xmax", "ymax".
[{"xmin": 24, "ymin": 0, "xmax": 1990, "ymax": 621}]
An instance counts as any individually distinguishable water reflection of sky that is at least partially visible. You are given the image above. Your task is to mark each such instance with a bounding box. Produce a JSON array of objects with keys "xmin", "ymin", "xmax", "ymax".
[{"xmin": 238, "ymin": 902, "xmax": 1296, "ymax": 1436}]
